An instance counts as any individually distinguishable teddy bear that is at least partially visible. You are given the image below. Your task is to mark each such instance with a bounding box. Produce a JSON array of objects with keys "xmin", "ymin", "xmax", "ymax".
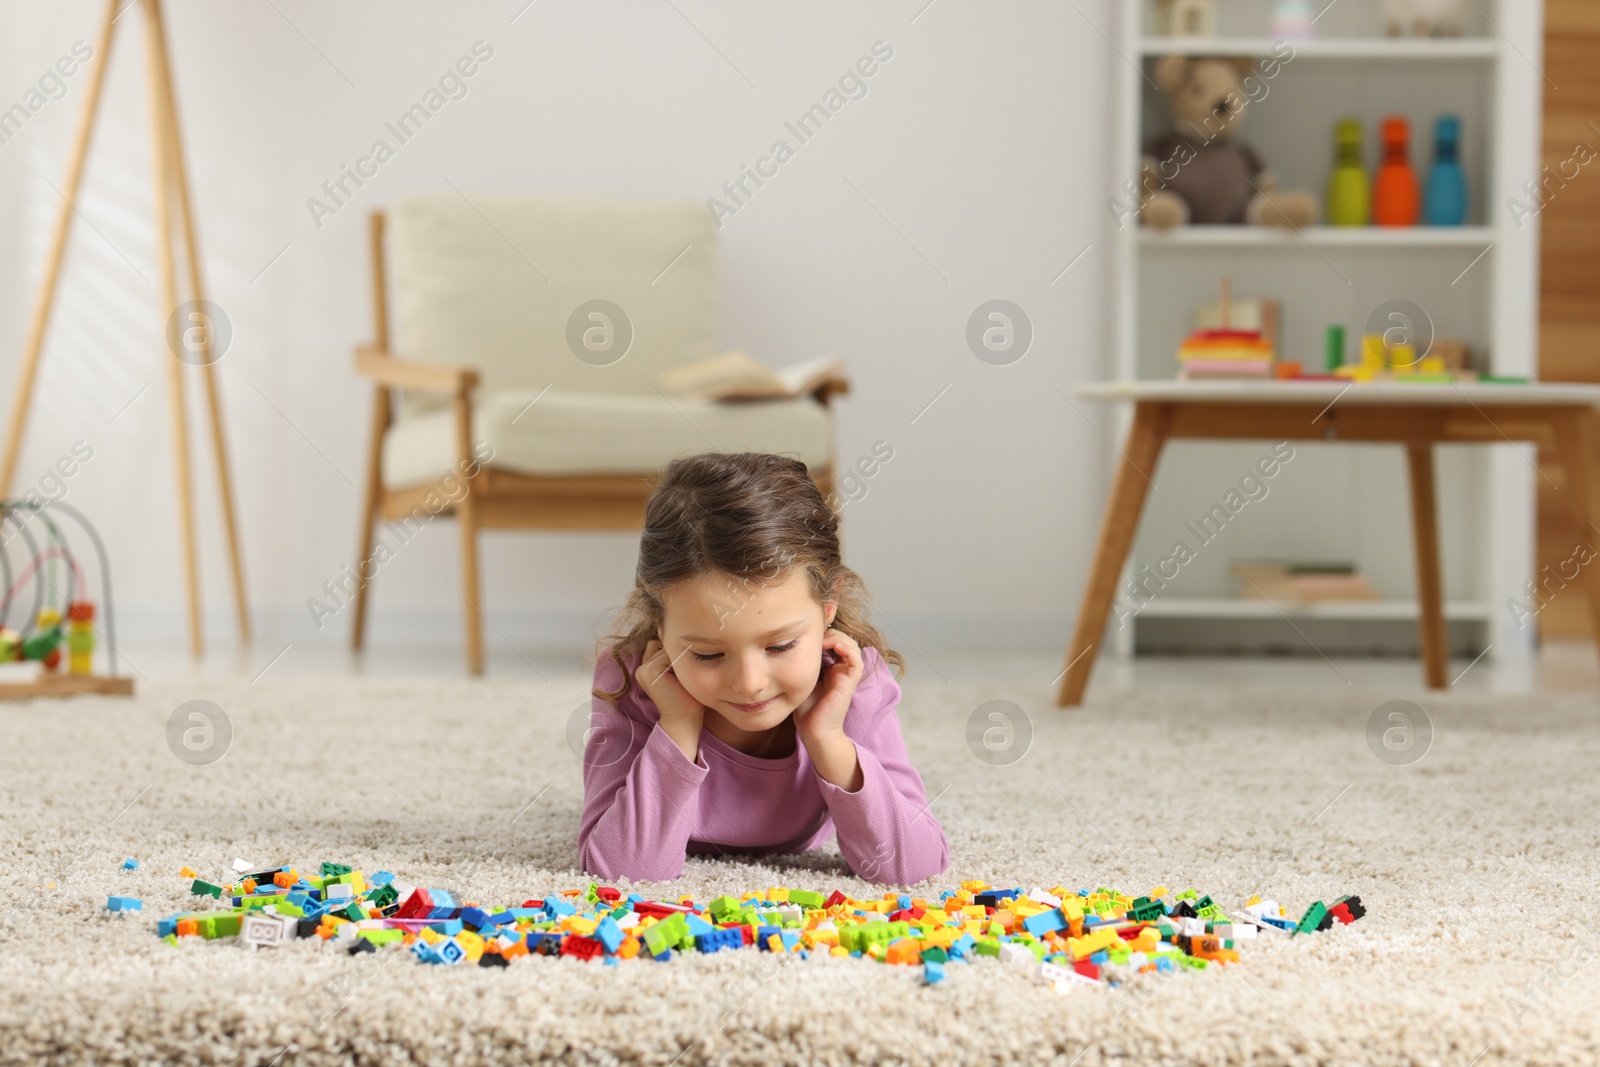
[
  {"xmin": 1384, "ymin": 0, "xmax": 1465, "ymax": 37},
  {"xmin": 1140, "ymin": 56, "xmax": 1319, "ymax": 229}
]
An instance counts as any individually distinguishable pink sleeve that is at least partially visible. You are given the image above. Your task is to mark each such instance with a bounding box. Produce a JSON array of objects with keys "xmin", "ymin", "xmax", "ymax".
[
  {"xmin": 813, "ymin": 649, "xmax": 950, "ymax": 886},
  {"xmin": 578, "ymin": 648, "xmax": 710, "ymax": 881}
]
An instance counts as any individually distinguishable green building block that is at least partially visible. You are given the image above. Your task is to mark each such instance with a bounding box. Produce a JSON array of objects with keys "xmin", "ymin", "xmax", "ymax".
[
  {"xmin": 320, "ymin": 863, "xmax": 352, "ymax": 878},
  {"xmin": 359, "ymin": 928, "xmax": 404, "ymax": 945},
  {"xmin": 339, "ymin": 904, "xmax": 366, "ymax": 922},
  {"xmin": 973, "ymin": 938, "xmax": 1002, "ymax": 958},
  {"xmin": 920, "ymin": 946, "xmax": 948, "ymax": 963},
  {"xmin": 1129, "ymin": 902, "xmax": 1164, "ymax": 923},
  {"xmin": 200, "ymin": 913, "xmax": 242, "ymax": 939},
  {"xmin": 707, "ymin": 895, "xmax": 743, "ymax": 921},
  {"xmin": 787, "ymin": 890, "xmax": 825, "ymax": 909},
  {"xmin": 190, "ymin": 879, "xmax": 223, "ymax": 899},
  {"xmin": 1294, "ymin": 901, "xmax": 1329, "ymax": 937},
  {"xmin": 369, "ymin": 884, "xmax": 399, "ymax": 909}
]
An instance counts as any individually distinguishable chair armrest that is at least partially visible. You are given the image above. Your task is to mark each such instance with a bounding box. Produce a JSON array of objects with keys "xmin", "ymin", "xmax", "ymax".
[
  {"xmin": 811, "ymin": 375, "xmax": 851, "ymax": 406},
  {"xmin": 355, "ymin": 346, "xmax": 478, "ymax": 394}
]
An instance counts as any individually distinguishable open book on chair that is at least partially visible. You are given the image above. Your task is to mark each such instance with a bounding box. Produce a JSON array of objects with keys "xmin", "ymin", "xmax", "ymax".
[{"xmin": 655, "ymin": 351, "xmax": 844, "ymax": 402}]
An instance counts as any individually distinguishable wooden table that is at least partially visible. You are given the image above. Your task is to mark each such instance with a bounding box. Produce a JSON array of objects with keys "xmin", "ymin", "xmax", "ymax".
[{"xmin": 1057, "ymin": 380, "xmax": 1600, "ymax": 707}]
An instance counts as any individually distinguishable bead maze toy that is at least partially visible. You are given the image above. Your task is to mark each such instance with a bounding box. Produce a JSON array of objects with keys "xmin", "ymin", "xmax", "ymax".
[
  {"xmin": 0, "ymin": 500, "xmax": 132, "ymax": 698},
  {"xmin": 145, "ymin": 860, "xmax": 1364, "ymax": 991}
]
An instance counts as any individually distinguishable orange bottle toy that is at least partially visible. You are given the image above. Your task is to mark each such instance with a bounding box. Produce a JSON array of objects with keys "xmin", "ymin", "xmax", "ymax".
[{"xmin": 1373, "ymin": 115, "xmax": 1420, "ymax": 226}]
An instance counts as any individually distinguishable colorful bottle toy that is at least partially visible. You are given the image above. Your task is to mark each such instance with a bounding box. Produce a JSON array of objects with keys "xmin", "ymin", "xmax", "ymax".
[
  {"xmin": 1374, "ymin": 115, "xmax": 1420, "ymax": 226},
  {"xmin": 1326, "ymin": 118, "xmax": 1370, "ymax": 226},
  {"xmin": 1424, "ymin": 115, "xmax": 1468, "ymax": 225},
  {"xmin": 67, "ymin": 602, "xmax": 95, "ymax": 675}
]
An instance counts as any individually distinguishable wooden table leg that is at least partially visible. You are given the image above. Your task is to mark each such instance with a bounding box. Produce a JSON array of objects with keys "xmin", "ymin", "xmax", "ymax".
[
  {"xmin": 1551, "ymin": 409, "xmax": 1600, "ymax": 653},
  {"xmin": 1057, "ymin": 402, "xmax": 1171, "ymax": 707},
  {"xmin": 1404, "ymin": 442, "xmax": 1448, "ymax": 689}
]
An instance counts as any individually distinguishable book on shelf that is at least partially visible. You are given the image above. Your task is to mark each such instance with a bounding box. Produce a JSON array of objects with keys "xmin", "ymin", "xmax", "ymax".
[
  {"xmin": 1230, "ymin": 559, "xmax": 1378, "ymax": 602},
  {"xmin": 655, "ymin": 351, "xmax": 844, "ymax": 402}
]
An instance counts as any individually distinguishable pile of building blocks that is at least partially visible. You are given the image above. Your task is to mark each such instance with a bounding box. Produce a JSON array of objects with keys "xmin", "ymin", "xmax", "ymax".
[{"xmin": 148, "ymin": 861, "xmax": 1364, "ymax": 991}]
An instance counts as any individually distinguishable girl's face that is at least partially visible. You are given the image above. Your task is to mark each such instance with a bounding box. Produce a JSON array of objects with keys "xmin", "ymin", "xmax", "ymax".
[{"xmin": 658, "ymin": 568, "xmax": 837, "ymax": 737}]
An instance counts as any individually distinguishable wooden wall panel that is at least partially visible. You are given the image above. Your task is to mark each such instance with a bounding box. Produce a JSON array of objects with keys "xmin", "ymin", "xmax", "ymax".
[{"xmin": 1537, "ymin": 0, "xmax": 1600, "ymax": 637}]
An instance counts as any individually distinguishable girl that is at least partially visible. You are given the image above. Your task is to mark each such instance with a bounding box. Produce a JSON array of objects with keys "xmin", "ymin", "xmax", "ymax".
[{"xmin": 580, "ymin": 451, "xmax": 950, "ymax": 886}]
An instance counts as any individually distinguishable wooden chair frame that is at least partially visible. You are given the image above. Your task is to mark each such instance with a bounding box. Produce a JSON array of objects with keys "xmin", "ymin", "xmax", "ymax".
[{"xmin": 351, "ymin": 211, "xmax": 850, "ymax": 673}]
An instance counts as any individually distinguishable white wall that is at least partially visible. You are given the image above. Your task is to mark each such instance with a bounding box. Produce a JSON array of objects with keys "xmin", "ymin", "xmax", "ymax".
[{"xmin": 0, "ymin": 0, "xmax": 1114, "ymax": 660}]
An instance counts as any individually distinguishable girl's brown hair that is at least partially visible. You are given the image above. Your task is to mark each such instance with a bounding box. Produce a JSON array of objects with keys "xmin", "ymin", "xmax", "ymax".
[{"xmin": 590, "ymin": 451, "xmax": 903, "ymax": 705}]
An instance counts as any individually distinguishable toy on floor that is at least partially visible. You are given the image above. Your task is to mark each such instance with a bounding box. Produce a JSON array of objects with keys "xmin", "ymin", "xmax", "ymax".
[
  {"xmin": 150, "ymin": 861, "xmax": 1364, "ymax": 991},
  {"xmin": 0, "ymin": 500, "xmax": 131, "ymax": 697}
]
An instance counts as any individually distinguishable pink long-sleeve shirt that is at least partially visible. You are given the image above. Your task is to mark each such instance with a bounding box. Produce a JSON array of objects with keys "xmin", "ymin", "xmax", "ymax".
[{"xmin": 578, "ymin": 642, "xmax": 950, "ymax": 886}]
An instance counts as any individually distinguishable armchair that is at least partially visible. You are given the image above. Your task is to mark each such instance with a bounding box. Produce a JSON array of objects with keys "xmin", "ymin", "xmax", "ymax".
[{"xmin": 350, "ymin": 195, "xmax": 849, "ymax": 673}]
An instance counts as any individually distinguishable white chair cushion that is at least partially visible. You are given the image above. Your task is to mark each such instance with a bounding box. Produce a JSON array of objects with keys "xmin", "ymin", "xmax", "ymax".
[
  {"xmin": 382, "ymin": 388, "xmax": 832, "ymax": 487},
  {"xmin": 387, "ymin": 194, "xmax": 717, "ymax": 420}
]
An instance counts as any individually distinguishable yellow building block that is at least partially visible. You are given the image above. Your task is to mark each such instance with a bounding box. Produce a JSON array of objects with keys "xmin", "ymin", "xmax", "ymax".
[
  {"xmin": 1070, "ymin": 928, "xmax": 1119, "ymax": 961},
  {"xmin": 457, "ymin": 930, "xmax": 484, "ymax": 962}
]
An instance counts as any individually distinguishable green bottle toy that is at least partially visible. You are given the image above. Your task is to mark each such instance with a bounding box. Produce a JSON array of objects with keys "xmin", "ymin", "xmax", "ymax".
[{"xmin": 1327, "ymin": 118, "xmax": 1370, "ymax": 227}]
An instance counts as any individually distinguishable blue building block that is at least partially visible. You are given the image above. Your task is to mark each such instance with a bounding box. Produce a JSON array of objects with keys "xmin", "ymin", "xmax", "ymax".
[
  {"xmin": 488, "ymin": 911, "xmax": 516, "ymax": 927},
  {"xmin": 756, "ymin": 924, "xmax": 783, "ymax": 950},
  {"xmin": 157, "ymin": 912, "xmax": 186, "ymax": 936},
  {"xmin": 898, "ymin": 895, "xmax": 912, "ymax": 910},
  {"xmin": 594, "ymin": 916, "xmax": 624, "ymax": 954},
  {"xmin": 428, "ymin": 918, "xmax": 464, "ymax": 937},
  {"xmin": 543, "ymin": 897, "xmax": 576, "ymax": 919},
  {"xmin": 121, "ymin": 858, "xmax": 138, "ymax": 870},
  {"xmin": 461, "ymin": 907, "xmax": 493, "ymax": 930},
  {"xmin": 949, "ymin": 933, "xmax": 976, "ymax": 959},
  {"xmin": 923, "ymin": 960, "xmax": 945, "ymax": 985},
  {"xmin": 685, "ymin": 913, "xmax": 715, "ymax": 937},
  {"xmin": 779, "ymin": 931, "xmax": 800, "ymax": 951},
  {"xmin": 694, "ymin": 927, "xmax": 739, "ymax": 954},
  {"xmin": 106, "ymin": 896, "xmax": 142, "ymax": 912},
  {"xmin": 369, "ymin": 871, "xmax": 394, "ymax": 886},
  {"xmin": 1022, "ymin": 908, "xmax": 1068, "ymax": 937}
]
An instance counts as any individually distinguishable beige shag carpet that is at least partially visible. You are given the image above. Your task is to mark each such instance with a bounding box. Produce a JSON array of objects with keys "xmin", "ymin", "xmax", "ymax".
[{"xmin": 1, "ymin": 672, "xmax": 1597, "ymax": 1066}]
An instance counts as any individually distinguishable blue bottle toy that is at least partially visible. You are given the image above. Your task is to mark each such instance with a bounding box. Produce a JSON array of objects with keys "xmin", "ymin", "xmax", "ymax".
[{"xmin": 1424, "ymin": 115, "xmax": 1468, "ymax": 226}]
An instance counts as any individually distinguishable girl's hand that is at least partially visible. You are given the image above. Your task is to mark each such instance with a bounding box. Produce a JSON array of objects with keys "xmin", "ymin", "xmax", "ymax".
[
  {"xmin": 638, "ymin": 638, "xmax": 705, "ymax": 761},
  {"xmin": 794, "ymin": 628, "xmax": 863, "ymax": 744}
]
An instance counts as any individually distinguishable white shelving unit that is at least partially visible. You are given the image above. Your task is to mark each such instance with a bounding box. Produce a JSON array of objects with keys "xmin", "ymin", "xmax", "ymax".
[{"xmin": 1109, "ymin": 0, "xmax": 1544, "ymax": 659}]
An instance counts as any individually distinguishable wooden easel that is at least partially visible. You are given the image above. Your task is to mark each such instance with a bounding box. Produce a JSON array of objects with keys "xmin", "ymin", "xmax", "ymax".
[{"xmin": 0, "ymin": 0, "xmax": 249, "ymax": 656}]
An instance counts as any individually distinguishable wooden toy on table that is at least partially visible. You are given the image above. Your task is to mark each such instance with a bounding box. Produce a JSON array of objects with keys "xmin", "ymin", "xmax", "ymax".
[{"xmin": 1175, "ymin": 277, "xmax": 1276, "ymax": 380}]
